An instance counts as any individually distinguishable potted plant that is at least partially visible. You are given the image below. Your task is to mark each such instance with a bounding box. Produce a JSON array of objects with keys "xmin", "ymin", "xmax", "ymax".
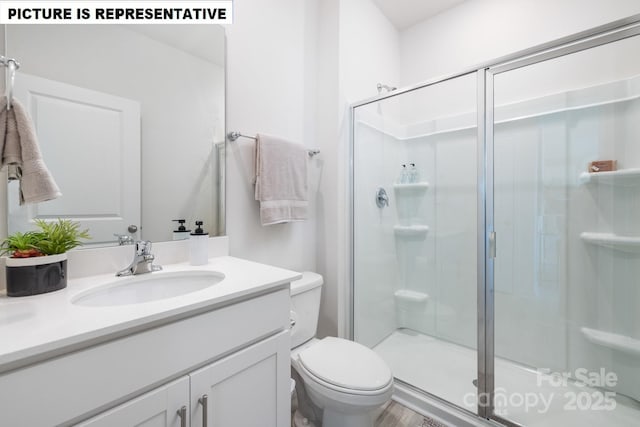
[{"xmin": 1, "ymin": 219, "xmax": 90, "ymax": 297}]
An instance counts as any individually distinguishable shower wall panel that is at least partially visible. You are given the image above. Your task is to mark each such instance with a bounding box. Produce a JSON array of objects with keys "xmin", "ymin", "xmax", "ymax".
[
  {"xmin": 353, "ymin": 112, "xmax": 406, "ymax": 348},
  {"xmin": 492, "ymin": 33, "xmax": 640, "ymax": 424}
]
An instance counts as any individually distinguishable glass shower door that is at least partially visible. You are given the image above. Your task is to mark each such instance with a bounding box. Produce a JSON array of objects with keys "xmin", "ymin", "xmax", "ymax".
[
  {"xmin": 490, "ymin": 31, "xmax": 640, "ymax": 427},
  {"xmin": 352, "ymin": 73, "xmax": 480, "ymax": 412}
]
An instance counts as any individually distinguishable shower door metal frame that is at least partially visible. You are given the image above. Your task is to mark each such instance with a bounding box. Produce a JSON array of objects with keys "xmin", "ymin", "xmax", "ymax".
[
  {"xmin": 348, "ymin": 13, "xmax": 640, "ymax": 427},
  {"xmin": 484, "ymin": 17, "xmax": 640, "ymax": 427},
  {"xmin": 349, "ymin": 68, "xmax": 488, "ymax": 426}
]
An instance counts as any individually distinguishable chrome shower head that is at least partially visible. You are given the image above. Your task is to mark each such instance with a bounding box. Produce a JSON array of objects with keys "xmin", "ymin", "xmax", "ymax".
[{"xmin": 377, "ymin": 83, "xmax": 397, "ymax": 94}]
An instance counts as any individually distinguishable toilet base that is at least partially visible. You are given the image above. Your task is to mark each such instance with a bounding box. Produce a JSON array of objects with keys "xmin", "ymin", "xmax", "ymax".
[
  {"xmin": 293, "ymin": 410, "xmax": 318, "ymax": 427},
  {"xmin": 322, "ymin": 409, "xmax": 373, "ymax": 427}
]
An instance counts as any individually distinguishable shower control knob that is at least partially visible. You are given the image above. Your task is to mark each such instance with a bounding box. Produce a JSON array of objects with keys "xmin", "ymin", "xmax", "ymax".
[{"xmin": 376, "ymin": 187, "xmax": 389, "ymax": 208}]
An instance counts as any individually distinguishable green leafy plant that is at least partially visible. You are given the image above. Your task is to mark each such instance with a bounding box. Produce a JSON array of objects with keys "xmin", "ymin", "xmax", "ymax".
[
  {"xmin": 0, "ymin": 219, "xmax": 90, "ymax": 258},
  {"xmin": 33, "ymin": 219, "xmax": 91, "ymax": 255},
  {"xmin": 0, "ymin": 231, "xmax": 43, "ymax": 258}
]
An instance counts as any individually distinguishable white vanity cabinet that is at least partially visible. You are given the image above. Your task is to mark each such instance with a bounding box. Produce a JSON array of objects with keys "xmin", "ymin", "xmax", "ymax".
[
  {"xmin": 76, "ymin": 377, "xmax": 190, "ymax": 427},
  {"xmin": 0, "ymin": 286, "xmax": 292, "ymax": 427},
  {"xmin": 78, "ymin": 331, "xmax": 290, "ymax": 427},
  {"xmin": 190, "ymin": 331, "xmax": 290, "ymax": 427}
]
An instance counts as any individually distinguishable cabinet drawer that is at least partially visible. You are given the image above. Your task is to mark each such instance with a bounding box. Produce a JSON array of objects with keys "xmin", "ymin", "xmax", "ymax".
[{"xmin": 0, "ymin": 288, "xmax": 289, "ymax": 427}]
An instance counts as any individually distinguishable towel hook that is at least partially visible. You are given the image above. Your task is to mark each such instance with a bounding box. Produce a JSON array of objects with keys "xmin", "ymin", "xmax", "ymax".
[
  {"xmin": 6, "ymin": 59, "xmax": 17, "ymax": 110},
  {"xmin": 1, "ymin": 55, "xmax": 20, "ymax": 110}
]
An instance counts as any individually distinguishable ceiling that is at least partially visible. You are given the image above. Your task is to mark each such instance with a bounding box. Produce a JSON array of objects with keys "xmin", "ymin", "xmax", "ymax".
[{"xmin": 373, "ymin": 0, "xmax": 468, "ymax": 30}]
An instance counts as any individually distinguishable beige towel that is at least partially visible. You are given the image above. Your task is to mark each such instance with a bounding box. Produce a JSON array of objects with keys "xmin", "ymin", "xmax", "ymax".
[
  {"xmin": 254, "ymin": 134, "xmax": 308, "ymax": 225},
  {"xmin": 0, "ymin": 97, "xmax": 61, "ymax": 205}
]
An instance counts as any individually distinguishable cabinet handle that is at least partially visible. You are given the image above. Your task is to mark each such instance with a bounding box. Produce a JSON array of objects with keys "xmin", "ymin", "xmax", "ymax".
[
  {"xmin": 198, "ymin": 394, "xmax": 208, "ymax": 427},
  {"xmin": 176, "ymin": 405, "xmax": 187, "ymax": 427}
]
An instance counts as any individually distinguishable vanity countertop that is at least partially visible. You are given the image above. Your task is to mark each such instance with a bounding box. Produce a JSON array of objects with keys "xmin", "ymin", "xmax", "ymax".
[{"xmin": 0, "ymin": 256, "xmax": 301, "ymax": 373}]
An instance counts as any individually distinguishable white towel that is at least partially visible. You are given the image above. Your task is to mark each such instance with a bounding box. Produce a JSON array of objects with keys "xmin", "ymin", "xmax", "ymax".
[
  {"xmin": 0, "ymin": 97, "xmax": 61, "ymax": 205},
  {"xmin": 254, "ymin": 134, "xmax": 308, "ymax": 225}
]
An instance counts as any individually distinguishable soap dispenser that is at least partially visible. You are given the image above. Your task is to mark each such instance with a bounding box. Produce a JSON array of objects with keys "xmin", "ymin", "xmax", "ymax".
[
  {"xmin": 172, "ymin": 219, "xmax": 191, "ymax": 241},
  {"xmin": 189, "ymin": 221, "xmax": 209, "ymax": 265}
]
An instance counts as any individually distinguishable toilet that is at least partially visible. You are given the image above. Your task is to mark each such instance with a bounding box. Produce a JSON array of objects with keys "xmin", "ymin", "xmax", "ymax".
[{"xmin": 290, "ymin": 272, "xmax": 393, "ymax": 427}]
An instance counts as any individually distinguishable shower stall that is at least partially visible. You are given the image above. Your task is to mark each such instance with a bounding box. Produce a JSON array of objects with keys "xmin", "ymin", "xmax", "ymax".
[{"xmin": 350, "ymin": 17, "xmax": 640, "ymax": 427}]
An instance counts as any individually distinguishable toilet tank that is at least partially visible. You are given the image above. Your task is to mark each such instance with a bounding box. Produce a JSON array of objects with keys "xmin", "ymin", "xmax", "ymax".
[{"xmin": 290, "ymin": 272, "xmax": 323, "ymax": 348}]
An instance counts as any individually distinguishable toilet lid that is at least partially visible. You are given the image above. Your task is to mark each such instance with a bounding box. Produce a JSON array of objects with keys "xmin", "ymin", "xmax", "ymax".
[{"xmin": 297, "ymin": 337, "xmax": 392, "ymax": 391}]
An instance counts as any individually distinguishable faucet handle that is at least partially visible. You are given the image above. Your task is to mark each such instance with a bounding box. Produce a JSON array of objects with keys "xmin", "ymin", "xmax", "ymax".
[
  {"xmin": 135, "ymin": 240, "xmax": 152, "ymax": 255},
  {"xmin": 114, "ymin": 233, "xmax": 134, "ymax": 246}
]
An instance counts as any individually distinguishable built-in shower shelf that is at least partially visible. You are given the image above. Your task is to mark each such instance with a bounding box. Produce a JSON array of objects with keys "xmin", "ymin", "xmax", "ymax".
[
  {"xmin": 394, "ymin": 289, "xmax": 429, "ymax": 303},
  {"xmin": 580, "ymin": 232, "xmax": 640, "ymax": 253},
  {"xmin": 581, "ymin": 327, "xmax": 640, "ymax": 357},
  {"xmin": 578, "ymin": 168, "xmax": 640, "ymax": 186},
  {"xmin": 393, "ymin": 182, "xmax": 429, "ymax": 195},
  {"xmin": 394, "ymin": 225, "xmax": 429, "ymax": 240}
]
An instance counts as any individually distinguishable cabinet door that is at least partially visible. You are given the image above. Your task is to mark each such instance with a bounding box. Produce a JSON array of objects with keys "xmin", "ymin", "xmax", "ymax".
[
  {"xmin": 75, "ymin": 377, "xmax": 189, "ymax": 427},
  {"xmin": 190, "ymin": 331, "xmax": 291, "ymax": 427}
]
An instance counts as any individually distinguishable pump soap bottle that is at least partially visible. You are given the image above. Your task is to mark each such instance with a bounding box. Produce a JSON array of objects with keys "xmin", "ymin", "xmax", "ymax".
[
  {"xmin": 409, "ymin": 163, "xmax": 420, "ymax": 183},
  {"xmin": 172, "ymin": 219, "xmax": 191, "ymax": 241},
  {"xmin": 189, "ymin": 221, "xmax": 209, "ymax": 265},
  {"xmin": 397, "ymin": 164, "xmax": 408, "ymax": 184}
]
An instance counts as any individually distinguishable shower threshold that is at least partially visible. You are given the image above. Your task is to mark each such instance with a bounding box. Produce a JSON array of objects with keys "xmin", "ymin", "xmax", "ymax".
[{"xmin": 374, "ymin": 329, "xmax": 640, "ymax": 427}]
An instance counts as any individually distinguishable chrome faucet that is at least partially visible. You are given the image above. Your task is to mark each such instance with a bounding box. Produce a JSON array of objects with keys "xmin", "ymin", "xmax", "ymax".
[
  {"xmin": 116, "ymin": 240, "xmax": 162, "ymax": 276},
  {"xmin": 113, "ymin": 233, "xmax": 135, "ymax": 246}
]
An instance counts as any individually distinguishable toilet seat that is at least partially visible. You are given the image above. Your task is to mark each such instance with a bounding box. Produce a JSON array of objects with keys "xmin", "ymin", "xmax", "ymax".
[{"xmin": 297, "ymin": 337, "xmax": 393, "ymax": 394}]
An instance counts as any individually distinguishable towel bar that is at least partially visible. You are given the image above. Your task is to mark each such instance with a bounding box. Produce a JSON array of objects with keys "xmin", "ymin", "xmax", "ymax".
[{"xmin": 227, "ymin": 131, "xmax": 320, "ymax": 157}]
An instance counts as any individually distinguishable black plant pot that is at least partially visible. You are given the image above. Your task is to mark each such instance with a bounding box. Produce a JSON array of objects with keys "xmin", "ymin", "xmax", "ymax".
[{"xmin": 5, "ymin": 253, "xmax": 67, "ymax": 297}]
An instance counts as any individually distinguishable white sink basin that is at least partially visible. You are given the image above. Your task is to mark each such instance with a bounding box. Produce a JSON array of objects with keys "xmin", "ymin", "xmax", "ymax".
[{"xmin": 72, "ymin": 271, "xmax": 225, "ymax": 307}]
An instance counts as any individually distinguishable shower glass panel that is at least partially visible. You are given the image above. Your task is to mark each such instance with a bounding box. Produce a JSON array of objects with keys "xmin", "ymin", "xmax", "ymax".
[
  {"xmin": 492, "ymin": 34, "xmax": 640, "ymax": 426},
  {"xmin": 353, "ymin": 73, "xmax": 478, "ymax": 411}
]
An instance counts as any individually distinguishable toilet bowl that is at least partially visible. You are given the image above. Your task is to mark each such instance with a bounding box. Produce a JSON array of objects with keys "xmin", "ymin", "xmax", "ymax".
[{"xmin": 290, "ymin": 272, "xmax": 393, "ymax": 427}]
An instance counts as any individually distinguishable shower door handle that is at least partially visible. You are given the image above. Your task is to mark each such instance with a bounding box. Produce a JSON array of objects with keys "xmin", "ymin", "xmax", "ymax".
[{"xmin": 489, "ymin": 231, "xmax": 496, "ymax": 258}]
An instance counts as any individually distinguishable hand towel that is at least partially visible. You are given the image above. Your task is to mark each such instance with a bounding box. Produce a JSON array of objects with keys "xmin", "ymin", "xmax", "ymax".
[
  {"xmin": 0, "ymin": 97, "xmax": 62, "ymax": 205},
  {"xmin": 254, "ymin": 133, "xmax": 308, "ymax": 225}
]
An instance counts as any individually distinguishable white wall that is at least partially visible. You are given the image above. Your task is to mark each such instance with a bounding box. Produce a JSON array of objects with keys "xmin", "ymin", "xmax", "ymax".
[
  {"xmin": 332, "ymin": 0, "xmax": 402, "ymax": 338},
  {"xmin": 225, "ymin": 0, "xmax": 318, "ymax": 274},
  {"xmin": 339, "ymin": 0, "xmax": 401, "ymax": 103},
  {"xmin": 313, "ymin": 0, "xmax": 341, "ymax": 338},
  {"xmin": 400, "ymin": 0, "xmax": 640, "ymax": 86},
  {"xmin": 225, "ymin": 0, "xmax": 401, "ymax": 338}
]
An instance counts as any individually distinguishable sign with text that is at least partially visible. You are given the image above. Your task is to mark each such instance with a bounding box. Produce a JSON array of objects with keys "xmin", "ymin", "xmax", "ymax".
[{"xmin": 0, "ymin": 1, "xmax": 233, "ymax": 24}]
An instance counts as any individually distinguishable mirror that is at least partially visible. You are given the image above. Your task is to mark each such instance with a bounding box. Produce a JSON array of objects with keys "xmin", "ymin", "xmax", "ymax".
[{"xmin": 4, "ymin": 24, "xmax": 225, "ymax": 247}]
